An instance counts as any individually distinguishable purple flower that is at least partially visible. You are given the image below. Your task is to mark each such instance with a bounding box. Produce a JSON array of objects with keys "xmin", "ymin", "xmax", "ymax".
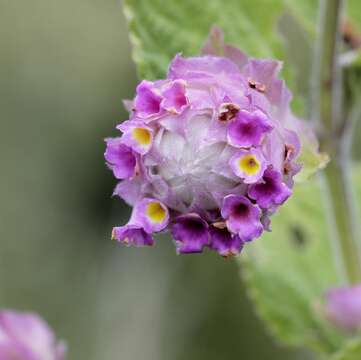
[
  {"xmin": 104, "ymin": 138, "xmax": 137, "ymax": 179},
  {"xmin": 105, "ymin": 28, "xmax": 308, "ymax": 256},
  {"xmin": 161, "ymin": 80, "xmax": 188, "ymax": 114},
  {"xmin": 172, "ymin": 214, "xmax": 209, "ymax": 254},
  {"xmin": 324, "ymin": 285, "xmax": 361, "ymax": 332},
  {"xmin": 209, "ymin": 226, "xmax": 244, "ymax": 257},
  {"xmin": 112, "ymin": 225, "xmax": 154, "ymax": 247},
  {"xmin": 111, "ymin": 198, "xmax": 169, "ymax": 247},
  {"xmin": 131, "ymin": 198, "xmax": 169, "ymax": 233},
  {"xmin": 0, "ymin": 310, "xmax": 66, "ymax": 360},
  {"xmin": 229, "ymin": 148, "xmax": 267, "ymax": 184},
  {"xmin": 117, "ymin": 120, "xmax": 154, "ymax": 155},
  {"xmin": 227, "ymin": 110, "xmax": 273, "ymax": 148},
  {"xmin": 221, "ymin": 195, "xmax": 263, "ymax": 242},
  {"xmin": 134, "ymin": 80, "xmax": 163, "ymax": 119},
  {"xmin": 248, "ymin": 167, "xmax": 292, "ymax": 209}
]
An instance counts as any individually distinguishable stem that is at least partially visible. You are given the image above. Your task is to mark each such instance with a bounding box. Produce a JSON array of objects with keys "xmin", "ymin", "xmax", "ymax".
[
  {"xmin": 314, "ymin": 0, "xmax": 342, "ymax": 137},
  {"xmin": 314, "ymin": 0, "xmax": 361, "ymax": 284},
  {"xmin": 322, "ymin": 157, "xmax": 361, "ymax": 284}
]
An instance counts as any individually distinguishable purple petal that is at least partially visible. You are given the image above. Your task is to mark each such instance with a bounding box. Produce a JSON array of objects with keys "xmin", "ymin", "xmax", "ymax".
[
  {"xmin": 243, "ymin": 59, "xmax": 292, "ymax": 113},
  {"xmin": 134, "ymin": 80, "xmax": 163, "ymax": 119},
  {"xmin": 243, "ymin": 59, "xmax": 282, "ymax": 88},
  {"xmin": 167, "ymin": 54, "xmax": 248, "ymax": 112},
  {"xmin": 131, "ymin": 198, "xmax": 169, "ymax": 233},
  {"xmin": 161, "ymin": 80, "xmax": 188, "ymax": 114},
  {"xmin": 104, "ymin": 138, "xmax": 137, "ymax": 179},
  {"xmin": 262, "ymin": 128, "xmax": 285, "ymax": 174},
  {"xmin": 227, "ymin": 109, "xmax": 273, "ymax": 148},
  {"xmin": 283, "ymin": 128, "xmax": 301, "ymax": 162},
  {"xmin": 201, "ymin": 25, "xmax": 228, "ymax": 56},
  {"xmin": 325, "ymin": 284, "xmax": 361, "ymax": 332},
  {"xmin": 209, "ymin": 226, "xmax": 244, "ymax": 257},
  {"xmin": 168, "ymin": 54, "xmax": 241, "ymax": 81},
  {"xmin": 122, "ymin": 99, "xmax": 134, "ymax": 113},
  {"xmin": 113, "ymin": 178, "xmax": 143, "ymax": 206},
  {"xmin": 172, "ymin": 214, "xmax": 209, "ymax": 254},
  {"xmin": 117, "ymin": 120, "xmax": 154, "ymax": 155},
  {"xmin": 229, "ymin": 148, "xmax": 267, "ymax": 184},
  {"xmin": 221, "ymin": 195, "xmax": 263, "ymax": 242},
  {"xmin": 282, "ymin": 129, "xmax": 302, "ymax": 185},
  {"xmin": 201, "ymin": 26, "xmax": 248, "ymax": 69},
  {"xmin": 0, "ymin": 310, "xmax": 65, "ymax": 360},
  {"xmin": 248, "ymin": 167, "xmax": 292, "ymax": 209},
  {"xmin": 112, "ymin": 225, "xmax": 154, "ymax": 247},
  {"xmin": 267, "ymin": 78, "xmax": 292, "ymax": 114}
]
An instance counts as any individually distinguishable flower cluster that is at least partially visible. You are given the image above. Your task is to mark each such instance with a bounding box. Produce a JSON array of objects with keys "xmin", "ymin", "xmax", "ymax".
[
  {"xmin": 105, "ymin": 30, "xmax": 303, "ymax": 257},
  {"xmin": 0, "ymin": 310, "xmax": 66, "ymax": 359}
]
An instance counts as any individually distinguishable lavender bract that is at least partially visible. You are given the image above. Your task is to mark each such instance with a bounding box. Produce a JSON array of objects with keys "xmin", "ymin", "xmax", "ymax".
[
  {"xmin": 0, "ymin": 310, "xmax": 66, "ymax": 360},
  {"xmin": 105, "ymin": 30, "xmax": 305, "ymax": 257}
]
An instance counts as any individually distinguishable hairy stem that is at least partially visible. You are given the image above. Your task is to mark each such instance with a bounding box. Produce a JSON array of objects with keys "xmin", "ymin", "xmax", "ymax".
[{"xmin": 314, "ymin": 0, "xmax": 361, "ymax": 284}]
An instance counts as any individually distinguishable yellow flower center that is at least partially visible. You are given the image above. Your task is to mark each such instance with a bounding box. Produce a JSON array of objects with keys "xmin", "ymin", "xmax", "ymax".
[
  {"xmin": 146, "ymin": 202, "xmax": 167, "ymax": 223},
  {"xmin": 238, "ymin": 154, "xmax": 260, "ymax": 175},
  {"xmin": 132, "ymin": 127, "xmax": 151, "ymax": 145}
]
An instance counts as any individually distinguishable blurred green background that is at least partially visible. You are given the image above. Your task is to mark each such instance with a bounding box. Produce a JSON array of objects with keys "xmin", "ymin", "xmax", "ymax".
[{"xmin": 0, "ymin": 1, "xmax": 311, "ymax": 359}]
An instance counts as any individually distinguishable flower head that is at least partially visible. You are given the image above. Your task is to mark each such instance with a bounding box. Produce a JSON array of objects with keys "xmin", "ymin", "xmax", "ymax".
[
  {"xmin": 0, "ymin": 310, "xmax": 66, "ymax": 359},
  {"xmin": 105, "ymin": 28, "xmax": 307, "ymax": 257}
]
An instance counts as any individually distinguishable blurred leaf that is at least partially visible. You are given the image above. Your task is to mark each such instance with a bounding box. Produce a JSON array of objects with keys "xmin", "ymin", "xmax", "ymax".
[
  {"xmin": 123, "ymin": 0, "xmax": 288, "ymax": 80},
  {"xmin": 284, "ymin": 0, "xmax": 361, "ymax": 35},
  {"xmin": 240, "ymin": 165, "xmax": 361, "ymax": 356},
  {"xmin": 295, "ymin": 139, "xmax": 329, "ymax": 183},
  {"xmin": 332, "ymin": 338, "xmax": 361, "ymax": 360},
  {"xmin": 277, "ymin": 11, "xmax": 313, "ymax": 112}
]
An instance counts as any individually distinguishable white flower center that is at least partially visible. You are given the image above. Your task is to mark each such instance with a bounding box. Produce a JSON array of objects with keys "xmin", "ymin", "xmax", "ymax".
[{"xmin": 151, "ymin": 114, "xmax": 239, "ymax": 211}]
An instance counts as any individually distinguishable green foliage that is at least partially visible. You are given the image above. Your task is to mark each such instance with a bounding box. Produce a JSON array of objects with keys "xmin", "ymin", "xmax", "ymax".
[
  {"xmin": 332, "ymin": 338, "xmax": 361, "ymax": 360},
  {"xmin": 123, "ymin": 0, "xmax": 288, "ymax": 80},
  {"xmin": 295, "ymin": 138, "xmax": 329, "ymax": 183},
  {"xmin": 277, "ymin": 11, "xmax": 313, "ymax": 114},
  {"xmin": 241, "ymin": 166, "xmax": 361, "ymax": 356}
]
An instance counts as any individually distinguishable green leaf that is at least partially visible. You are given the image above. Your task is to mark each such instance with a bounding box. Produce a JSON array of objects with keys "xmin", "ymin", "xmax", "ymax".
[
  {"xmin": 295, "ymin": 134, "xmax": 329, "ymax": 183},
  {"xmin": 123, "ymin": 0, "xmax": 287, "ymax": 80},
  {"xmin": 277, "ymin": 11, "xmax": 313, "ymax": 114},
  {"xmin": 332, "ymin": 338, "xmax": 361, "ymax": 360},
  {"xmin": 240, "ymin": 166, "xmax": 361, "ymax": 356}
]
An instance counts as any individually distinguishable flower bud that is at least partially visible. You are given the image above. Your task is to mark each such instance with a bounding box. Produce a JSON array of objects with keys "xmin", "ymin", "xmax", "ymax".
[
  {"xmin": 324, "ymin": 285, "xmax": 361, "ymax": 332},
  {"xmin": 0, "ymin": 310, "xmax": 66, "ymax": 359}
]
